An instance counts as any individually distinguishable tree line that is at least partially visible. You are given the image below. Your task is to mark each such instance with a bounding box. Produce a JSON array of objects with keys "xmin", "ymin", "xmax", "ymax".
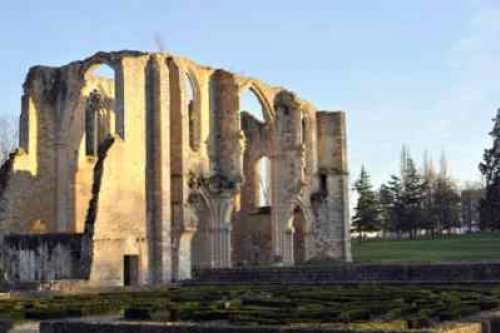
[
  {"xmin": 353, "ymin": 147, "xmax": 465, "ymax": 240},
  {"xmin": 478, "ymin": 112, "xmax": 500, "ymax": 231}
]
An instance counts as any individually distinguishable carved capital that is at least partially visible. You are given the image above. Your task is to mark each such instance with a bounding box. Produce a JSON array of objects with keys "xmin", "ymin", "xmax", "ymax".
[{"xmin": 188, "ymin": 173, "xmax": 240, "ymax": 196}]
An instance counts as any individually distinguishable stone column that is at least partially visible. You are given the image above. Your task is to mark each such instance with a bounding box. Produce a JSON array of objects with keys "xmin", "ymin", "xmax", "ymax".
[
  {"xmin": 313, "ymin": 111, "xmax": 352, "ymax": 263},
  {"xmin": 283, "ymin": 226, "xmax": 294, "ymax": 265},
  {"xmin": 270, "ymin": 90, "xmax": 305, "ymax": 265},
  {"xmin": 176, "ymin": 226, "xmax": 196, "ymax": 280},
  {"xmin": 328, "ymin": 173, "xmax": 352, "ymax": 262},
  {"xmin": 209, "ymin": 193, "xmax": 234, "ymax": 268},
  {"xmin": 210, "ymin": 70, "xmax": 243, "ymax": 181},
  {"xmin": 304, "ymin": 231, "xmax": 315, "ymax": 261},
  {"xmin": 270, "ymin": 202, "xmax": 287, "ymax": 263},
  {"xmin": 145, "ymin": 54, "xmax": 172, "ymax": 284},
  {"xmin": 55, "ymin": 142, "xmax": 70, "ymax": 232}
]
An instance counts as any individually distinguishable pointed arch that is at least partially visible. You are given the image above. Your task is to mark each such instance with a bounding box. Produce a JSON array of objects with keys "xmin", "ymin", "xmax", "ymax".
[
  {"xmin": 240, "ymin": 87, "xmax": 265, "ymax": 123},
  {"xmin": 287, "ymin": 196, "xmax": 315, "ymax": 264},
  {"xmin": 180, "ymin": 68, "xmax": 201, "ymax": 152},
  {"xmin": 239, "ymin": 81, "xmax": 275, "ymax": 123},
  {"xmin": 82, "ymin": 62, "xmax": 122, "ymax": 140}
]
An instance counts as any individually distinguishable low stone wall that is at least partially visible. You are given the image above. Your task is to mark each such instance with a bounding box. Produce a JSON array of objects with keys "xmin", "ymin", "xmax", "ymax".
[
  {"xmin": 38, "ymin": 321, "xmax": 484, "ymax": 333},
  {"xmin": 191, "ymin": 262, "xmax": 500, "ymax": 285},
  {"xmin": 2, "ymin": 234, "xmax": 89, "ymax": 283}
]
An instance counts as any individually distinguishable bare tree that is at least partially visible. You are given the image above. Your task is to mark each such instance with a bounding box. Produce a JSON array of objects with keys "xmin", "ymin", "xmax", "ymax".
[{"xmin": 0, "ymin": 115, "xmax": 18, "ymax": 164}]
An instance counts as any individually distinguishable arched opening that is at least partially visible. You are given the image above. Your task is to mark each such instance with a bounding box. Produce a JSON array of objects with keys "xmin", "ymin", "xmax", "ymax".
[
  {"xmin": 182, "ymin": 70, "xmax": 200, "ymax": 151},
  {"xmin": 292, "ymin": 206, "xmax": 307, "ymax": 265},
  {"xmin": 93, "ymin": 65, "xmax": 115, "ymax": 80},
  {"xmin": 240, "ymin": 87, "xmax": 265, "ymax": 123},
  {"xmin": 84, "ymin": 64, "xmax": 116, "ymax": 156},
  {"xmin": 255, "ymin": 156, "xmax": 271, "ymax": 207}
]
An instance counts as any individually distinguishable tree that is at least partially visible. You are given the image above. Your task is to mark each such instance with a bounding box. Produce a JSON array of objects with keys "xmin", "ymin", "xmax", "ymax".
[
  {"xmin": 378, "ymin": 183, "xmax": 395, "ymax": 236},
  {"xmin": 478, "ymin": 110, "xmax": 500, "ymax": 231},
  {"xmin": 352, "ymin": 166, "xmax": 381, "ymax": 240},
  {"xmin": 378, "ymin": 175, "xmax": 405, "ymax": 238},
  {"xmin": 478, "ymin": 147, "xmax": 500, "ymax": 230},
  {"xmin": 0, "ymin": 116, "xmax": 18, "ymax": 164},
  {"xmin": 399, "ymin": 157, "xmax": 427, "ymax": 239},
  {"xmin": 460, "ymin": 183, "xmax": 484, "ymax": 233},
  {"xmin": 422, "ymin": 151, "xmax": 461, "ymax": 236},
  {"xmin": 433, "ymin": 176, "xmax": 461, "ymax": 234},
  {"xmin": 421, "ymin": 152, "xmax": 438, "ymax": 236}
]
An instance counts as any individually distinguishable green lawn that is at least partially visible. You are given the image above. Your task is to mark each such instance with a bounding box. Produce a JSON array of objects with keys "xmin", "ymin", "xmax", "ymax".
[{"xmin": 352, "ymin": 232, "xmax": 500, "ymax": 264}]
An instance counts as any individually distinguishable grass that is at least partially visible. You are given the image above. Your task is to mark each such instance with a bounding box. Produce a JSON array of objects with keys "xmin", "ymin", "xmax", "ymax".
[
  {"xmin": 352, "ymin": 232, "xmax": 500, "ymax": 264},
  {"xmin": 0, "ymin": 285, "xmax": 499, "ymax": 329}
]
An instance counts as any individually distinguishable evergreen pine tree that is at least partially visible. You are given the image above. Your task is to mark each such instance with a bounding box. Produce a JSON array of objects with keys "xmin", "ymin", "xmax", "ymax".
[
  {"xmin": 400, "ymin": 156, "xmax": 426, "ymax": 239},
  {"xmin": 352, "ymin": 166, "xmax": 381, "ymax": 240},
  {"xmin": 378, "ymin": 184, "xmax": 395, "ymax": 236},
  {"xmin": 433, "ymin": 175, "xmax": 461, "ymax": 234},
  {"xmin": 479, "ymin": 148, "xmax": 500, "ymax": 230},
  {"xmin": 478, "ymin": 109, "xmax": 500, "ymax": 231}
]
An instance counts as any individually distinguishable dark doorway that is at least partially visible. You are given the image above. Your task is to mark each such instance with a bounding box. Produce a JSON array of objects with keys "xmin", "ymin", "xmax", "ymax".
[{"xmin": 124, "ymin": 255, "xmax": 139, "ymax": 286}]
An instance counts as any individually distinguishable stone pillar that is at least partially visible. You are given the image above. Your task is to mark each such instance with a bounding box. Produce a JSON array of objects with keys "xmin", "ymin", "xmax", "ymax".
[
  {"xmin": 210, "ymin": 70, "xmax": 243, "ymax": 181},
  {"xmin": 312, "ymin": 111, "xmax": 352, "ymax": 262},
  {"xmin": 176, "ymin": 227, "xmax": 195, "ymax": 280},
  {"xmin": 168, "ymin": 58, "xmax": 193, "ymax": 281},
  {"xmin": 55, "ymin": 142, "xmax": 70, "ymax": 232},
  {"xmin": 282, "ymin": 227, "xmax": 294, "ymax": 265},
  {"xmin": 189, "ymin": 174, "xmax": 237, "ymax": 270},
  {"xmin": 270, "ymin": 91, "xmax": 305, "ymax": 265},
  {"xmin": 329, "ymin": 173, "xmax": 352, "ymax": 262},
  {"xmin": 145, "ymin": 54, "xmax": 172, "ymax": 284},
  {"xmin": 304, "ymin": 231, "xmax": 315, "ymax": 260},
  {"xmin": 209, "ymin": 194, "xmax": 234, "ymax": 268}
]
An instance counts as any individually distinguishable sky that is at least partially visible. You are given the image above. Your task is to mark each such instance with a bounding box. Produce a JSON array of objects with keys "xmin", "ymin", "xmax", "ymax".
[{"xmin": 1, "ymin": 0, "xmax": 499, "ymax": 188}]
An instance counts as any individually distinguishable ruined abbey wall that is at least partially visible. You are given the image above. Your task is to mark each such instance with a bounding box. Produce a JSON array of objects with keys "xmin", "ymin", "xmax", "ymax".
[{"xmin": 0, "ymin": 51, "xmax": 351, "ymax": 286}]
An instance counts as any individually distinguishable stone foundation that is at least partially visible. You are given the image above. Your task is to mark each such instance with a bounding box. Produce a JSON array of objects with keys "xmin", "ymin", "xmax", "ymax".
[{"xmin": 190, "ymin": 262, "xmax": 500, "ymax": 285}]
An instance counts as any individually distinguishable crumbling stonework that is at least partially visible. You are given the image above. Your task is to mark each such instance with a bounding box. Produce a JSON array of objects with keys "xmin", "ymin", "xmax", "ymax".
[{"xmin": 0, "ymin": 50, "xmax": 351, "ymax": 286}]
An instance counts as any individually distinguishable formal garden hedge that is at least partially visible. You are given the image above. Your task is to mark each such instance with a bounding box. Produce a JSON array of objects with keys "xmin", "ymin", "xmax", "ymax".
[{"xmin": 0, "ymin": 285, "xmax": 499, "ymax": 330}]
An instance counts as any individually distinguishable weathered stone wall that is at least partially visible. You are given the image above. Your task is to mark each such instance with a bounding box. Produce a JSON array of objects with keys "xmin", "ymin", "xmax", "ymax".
[
  {"xmin": 85, "ymin": 54, "xmax": 151, "ymax": 286},
  {"xmin": 0, "ymin": 50, "xmax": 352, "ymax": 286},
  {"xmin": 1, "ymin": 234, "xmax": 87, "ymax": 282},
  {"xmin": 39, "ymin": 320, "xmax": 483, "ymax": 333},
  {"xmin": 191, "ymin": 262, "xmax": 500, "ymax": 285},
  {"xmin": 312, "ymin": 112, "xmax": 352, "ymax": 262},
  {"xmin": 232, "ymin": 208, "xmax": 272, "ymax": 266}
]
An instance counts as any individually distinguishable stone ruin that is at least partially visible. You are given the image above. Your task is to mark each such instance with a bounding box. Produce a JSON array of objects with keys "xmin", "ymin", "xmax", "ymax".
[{"xmin": 0, "ymin": 51, "xmax": 351, "ymax": 287}]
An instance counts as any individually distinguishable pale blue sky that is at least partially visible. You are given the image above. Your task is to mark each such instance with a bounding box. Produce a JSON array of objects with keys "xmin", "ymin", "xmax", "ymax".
[{"xmin": 1, "ymin": 0, "xmax": 499, "ymax": 187}]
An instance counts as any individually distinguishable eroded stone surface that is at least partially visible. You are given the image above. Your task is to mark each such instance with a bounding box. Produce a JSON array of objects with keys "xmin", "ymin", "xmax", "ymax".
[{"xmin": 0, "ymin": 50, "xmax": 351, "ymax": 286}]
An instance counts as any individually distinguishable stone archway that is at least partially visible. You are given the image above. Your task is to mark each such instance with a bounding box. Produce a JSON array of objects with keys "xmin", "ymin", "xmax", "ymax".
[
  {"xmin": 287, "ymin": 198, "xmax": 315, "ymax": 265},
  {"xmin": 175, "ymin": 184, "xmax": 235, "ymax": 280}
]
